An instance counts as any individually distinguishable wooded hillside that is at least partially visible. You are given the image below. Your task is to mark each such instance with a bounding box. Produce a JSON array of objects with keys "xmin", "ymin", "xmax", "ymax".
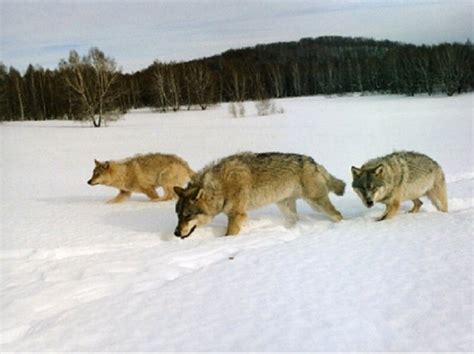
[{"xmin": 1, "ymin": 36, "xmax": 472, "ymax": 123}]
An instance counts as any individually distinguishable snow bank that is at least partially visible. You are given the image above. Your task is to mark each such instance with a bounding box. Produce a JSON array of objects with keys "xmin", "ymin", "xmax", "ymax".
[{"xmin": 1, "ymin": 94, "xmax": 472, "ymax": 351}]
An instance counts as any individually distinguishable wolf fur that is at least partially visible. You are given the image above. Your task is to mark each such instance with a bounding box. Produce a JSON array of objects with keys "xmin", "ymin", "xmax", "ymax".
[
  {"xmin": 351, "ymin": 151, "xmax": 448, "ymax": 220},
  {"xmin": 173, "ymin": 152, "xmax": 345, "ymax": 238},
  {"xmin": 88, "ymin": 153, "xmax": 194, "ymax": 203}
]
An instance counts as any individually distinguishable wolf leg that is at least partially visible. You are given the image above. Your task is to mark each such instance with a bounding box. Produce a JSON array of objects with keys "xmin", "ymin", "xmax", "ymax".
[
  {"xmin": 409, "ymin": 199, "xmax": 423, "ymax": 213},
  {"xmin": 142, "ymin": 187, "xmax": 162, "ymax": 201},
  {"xmin": 306, "ymin": 195, "xmax": 343, "ymax": 222},
  {"xmin": 277, "ymin": 198, "xmax": 299, "ymax": 225},
  {"xmin": 226, "ymin": 212, "xmax": 247, "ymax": 236},
  {"xmin": 107, "ymin": 190, "xmax": 131, "ymax": 203},
  {"xmin": 160, "ymin": 186, "xmax": 175, "ymax": 201},
  {"xmin": 377, "ymin": 200, "xmax": 400, "ymax": 221}
]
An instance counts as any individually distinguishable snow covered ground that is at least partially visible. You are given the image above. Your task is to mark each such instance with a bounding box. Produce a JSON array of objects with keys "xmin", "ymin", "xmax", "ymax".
[{"xmin": 1, "ymin": 94, "xmax": 472, "ymax": 351}]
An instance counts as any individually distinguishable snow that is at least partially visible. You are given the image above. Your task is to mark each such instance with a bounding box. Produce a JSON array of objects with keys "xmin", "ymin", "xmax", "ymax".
[{"xmin": 1, "ymin": 94, "xmax": 472, "ymax": 351}]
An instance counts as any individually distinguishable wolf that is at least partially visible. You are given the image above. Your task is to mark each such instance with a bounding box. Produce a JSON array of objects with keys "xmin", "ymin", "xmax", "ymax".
[
  {"xmin": 173, "ymin": 152, "xmax": 345, "ymax": 238},
  {"xmin": 88, "ymin": 153, "xmax": 194, "ymax": 203},
  {"xmin": 351, "ymin": 151, "xmax": 448, "ymax": 221}
]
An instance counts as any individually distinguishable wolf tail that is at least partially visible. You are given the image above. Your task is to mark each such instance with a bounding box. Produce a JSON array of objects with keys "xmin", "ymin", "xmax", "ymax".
[
  {"xmin": 427, "ymin": 168, "xmax": 448, "ymax": 212},
  {"xmin": 319, "ymin": 166, "xmax": 346, "ymax": 196}
]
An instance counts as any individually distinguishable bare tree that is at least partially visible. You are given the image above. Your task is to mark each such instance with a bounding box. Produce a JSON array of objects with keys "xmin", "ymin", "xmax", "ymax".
[
  {"xmin": 168, "ymin": 64, "xmax": 181, "ymax": 111},
  {"xmin": 291, "ymin": 62, "xmax": 301, "ymax": 96},
  {"xmin": 152, "ymin": 62, "xmax": 169, "ymax": 112},
  {"xmin": 413, "ymin": 48, "xmax": 434, "ymax": 95},
  {"xmin": 9, "ymin": 67, "xmax": 25, "ymax": 120},
  {"xmin": 151, "ymin": 62, "xmax": 182, "ymax": 112},
  {"xmin": 187, "ymin": 62, "xmax": 213, "ymax": 110},
  {"xmin": 37, "ymin": 67, "xmax": 48, "ymax": 119},
  {"xmin": 436, "ymin": 43, "xmax": 472, "ymax": 96},
  {"xmin": 60, "ymin": 48, "xmax": 119, "ymax": 127},
  {"xmin": 90, "ymin": 48, "xmax": 119, "ymax": 123},
  {"xmin": 268, "ymin": 64, "xmax": 284, "ymax": 98},
  {"xmin": 251, "ymin": 66, "xmax": 267, "ymax": 100},
  {"xmin": 0, "ymin": 63, "xmax": 9, "ymax": 120},
  {"xmin": 225, "ymin": 66, "xmax": 247, "ymax": 102}
]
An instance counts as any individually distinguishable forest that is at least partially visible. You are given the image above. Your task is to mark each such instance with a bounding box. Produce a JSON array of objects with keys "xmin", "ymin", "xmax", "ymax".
[{"xmin": 1, "ymin": 36, "xmax": 472, "ymax": 125}]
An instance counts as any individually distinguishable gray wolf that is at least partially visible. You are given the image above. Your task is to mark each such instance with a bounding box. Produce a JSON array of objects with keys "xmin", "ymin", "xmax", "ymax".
[
  {"xmin": 173, "ymin": 152, "xmax": 345, "ymax": 238},
  {"xmin": 88, "ymin": 153, "xmax": 194, "ymax": 203},
  {"xmin": 351, "ymin": 151, "xmax": 448, "ymax": 220}
]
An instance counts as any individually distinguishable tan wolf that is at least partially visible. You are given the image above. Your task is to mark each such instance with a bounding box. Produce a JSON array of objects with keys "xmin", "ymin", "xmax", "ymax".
[
  {"xmin": 173, "ymin": 152, "xmax": 345, "ymax": 238},
  {"xmin": 351, "ymin": 151, "xmax": 448, "ymax": 221},
  {"xmin": 88, "ymin": 153, "xmax": 194, "ymax": 203}
]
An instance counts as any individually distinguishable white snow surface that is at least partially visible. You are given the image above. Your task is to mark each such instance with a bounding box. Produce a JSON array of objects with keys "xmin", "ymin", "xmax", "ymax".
[{"xmin": 1, "ymin": 94, "xmax": 472, "ymax": 352}]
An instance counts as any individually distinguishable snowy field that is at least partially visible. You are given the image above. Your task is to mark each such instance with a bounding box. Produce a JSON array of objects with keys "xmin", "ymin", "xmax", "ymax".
[{"xmin": 1, "ymin": 94, "xmax": 472, "ymax": 351}]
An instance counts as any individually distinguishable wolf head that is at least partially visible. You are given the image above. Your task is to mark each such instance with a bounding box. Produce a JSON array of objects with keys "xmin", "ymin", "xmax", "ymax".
[
  {"xmin": 351, "ymin": 165, "xmax": 386, "ymax": 207},
  {"xmin": 173, "ymin": 185, "xmax": 213, "ymax": 239},
  {"xmin": 87, "ymin": 159, "xmax": 112, "ymax": 186}
]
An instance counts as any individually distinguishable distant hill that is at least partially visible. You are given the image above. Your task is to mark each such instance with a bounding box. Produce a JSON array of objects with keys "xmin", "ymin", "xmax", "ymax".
[
  {"xmin": 134, "ymin": 36, "xmax": 473, "ymax": 108},
  {"xmin": 2, "ymin": 36, "xmax": 473, "ymax": 121}
]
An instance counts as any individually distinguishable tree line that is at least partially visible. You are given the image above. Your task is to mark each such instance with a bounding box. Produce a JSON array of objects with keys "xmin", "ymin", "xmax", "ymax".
[{"xmin": 1, "ymin": 36, "xmax": 473, "ymax": 125}]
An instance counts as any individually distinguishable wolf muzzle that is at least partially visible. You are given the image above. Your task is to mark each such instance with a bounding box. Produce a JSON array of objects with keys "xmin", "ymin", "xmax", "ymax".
[{"xmin": 174, "ymin": 225, "xmax": 197, "ymax": 239}]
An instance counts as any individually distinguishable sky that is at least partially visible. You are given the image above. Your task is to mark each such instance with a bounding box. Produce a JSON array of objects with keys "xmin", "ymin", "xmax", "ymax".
[{"xmin": 0, "ymin": 0, "xmax": 472, "ymax": 73}]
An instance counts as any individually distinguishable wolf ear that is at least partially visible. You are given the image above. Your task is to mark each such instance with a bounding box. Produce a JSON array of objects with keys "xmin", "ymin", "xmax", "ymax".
[
  {"xmin": 374, "ymin": 165, "xmax": 384, "ymax": 177},
  {"xmin": 195, "ymin": 188, "xmax": 204, "ymax": 200},
  {"xmin": 94, "ymin": 159, "xmax": 101, "ymax": 167},
  {"xmin": 103, "ymin": 161, "xmax": 110, "ymax": 169},
  {"xmin": 174, "ymin": 186, "xmax": 185, "ymax": 197},
  {"xmin": 190, "ymin": 188, "xmax": 204, "ymax": 201},
  {"xmin": 351, "ymin": 166, "xmax": 362, "ymax": 178}
]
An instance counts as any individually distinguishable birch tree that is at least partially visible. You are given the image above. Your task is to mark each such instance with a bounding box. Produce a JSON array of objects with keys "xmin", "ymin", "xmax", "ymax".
[{"xmin": 59, "ymin": 48, "xmax": 119, "ymax": 127}]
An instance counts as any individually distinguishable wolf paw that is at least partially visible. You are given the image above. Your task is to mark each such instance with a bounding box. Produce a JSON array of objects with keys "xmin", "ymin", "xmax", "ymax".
[{"xmin": 106, "ymin": 198, "xmax": 125, "ymax": 204}]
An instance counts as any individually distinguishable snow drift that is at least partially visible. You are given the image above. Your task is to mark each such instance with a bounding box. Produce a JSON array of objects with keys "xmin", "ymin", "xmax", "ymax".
[{"xmin": 1, "ymin": 94, "xmax": 472, "ymax": 351}]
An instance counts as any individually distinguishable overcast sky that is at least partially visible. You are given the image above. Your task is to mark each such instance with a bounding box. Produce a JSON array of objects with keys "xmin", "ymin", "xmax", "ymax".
[{"xmin": 1, "ymin": 0, "xmax": 472, "ymax": 73}]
